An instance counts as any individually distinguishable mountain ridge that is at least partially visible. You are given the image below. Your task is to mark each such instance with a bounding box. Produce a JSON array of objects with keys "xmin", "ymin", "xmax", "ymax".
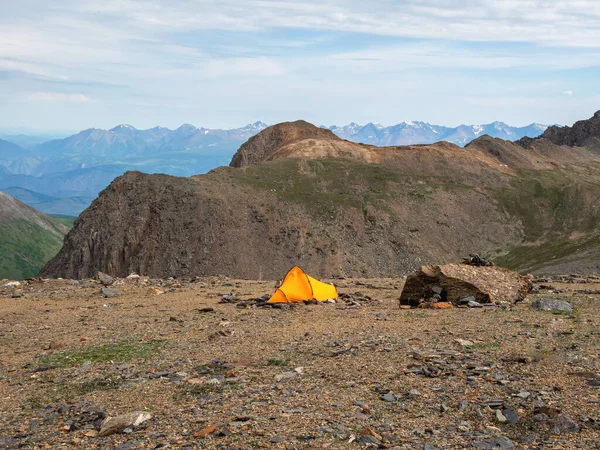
[
  {"xmin": 41, "ymin": 111, "xmax": 600, "ymax": 280},
  {"xmin": 326, "ymin": 120, "xmax": 547, "ymax": 147}
]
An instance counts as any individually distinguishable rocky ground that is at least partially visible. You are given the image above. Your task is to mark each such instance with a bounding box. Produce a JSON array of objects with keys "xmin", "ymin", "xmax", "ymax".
[{"xmin": 1, "ymin": 274, "xmax": 599, "ymax": 449}]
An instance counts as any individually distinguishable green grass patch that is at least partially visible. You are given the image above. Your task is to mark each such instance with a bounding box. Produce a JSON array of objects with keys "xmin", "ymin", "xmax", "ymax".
[
  {"xmin": 38, "ymin": 340, "xmax": 165, "ymax": 369},
  {"xmin": 495, "ymin": 234, "xmax": 600, "ymax": 272},
  {"xmin": 493, "ymin": 169, "xmax": 599, "ymax": 243},
  {"xmin": 266, "ymin": 359, "xmax": 289, "ymax": 367},
  {"xmin": 74, "ymin": 376, "xmax": 124, "ymax": 395}
]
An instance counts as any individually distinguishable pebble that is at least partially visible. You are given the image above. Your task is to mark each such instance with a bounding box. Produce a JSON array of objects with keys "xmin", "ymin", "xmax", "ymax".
[
  {"xmin": 149, "ymin": 371, "xmax": 170, "ymax": 379},
  {"xmin": 101, "ymin": 287, "xmax": 120, "ymax": 298},
  {"xmin": 472, "ymin": 436, "xmax": 515, "ymax": 450},
  {"xmin": 98, "ymin": 272, "xmax": 114, "ymax": 286},
  {"xmin": 551, "ymin": 414, "xmax": 580, "ymax": 434},
  {"xmin": 358, "ymin": 435, "xmax": 382, "ymax": 446},
  {"xmin": 381, "ymin": 393, "xmax": 396, "ymax": 402},
  {"xmin": 270, "ymin": 436, "xmax": 285, "ymax": 443},
  {"xmin": 502, "ymin": 406, "xmax": 519, "ymax": 424},
  {"xmin": 468, "ymin": 300, "xmax": 483, "ymax": 308}
]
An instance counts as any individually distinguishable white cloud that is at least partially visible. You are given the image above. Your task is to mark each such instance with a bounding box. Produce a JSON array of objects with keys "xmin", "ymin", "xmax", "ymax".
[
  {"xmin": 562, "ymin": 90, "xmax": 574, "ymax": 96},
  {"xmin": 27, "ymin": 92, "xmax": 90, "ymax": 103},
  {"xmin": 1, "ymin": 0, "xmax": 599, "ymax": 129}
]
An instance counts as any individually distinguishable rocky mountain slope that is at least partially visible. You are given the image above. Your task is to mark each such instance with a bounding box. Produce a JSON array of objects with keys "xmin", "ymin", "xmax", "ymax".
[
  {"xmin": 523, "ymin": 110, "xmax": 600, "ymax": 149},
  {"xmin": 41, "ymin": 111, "xmax": 600, "ymax": 279},
  {"xmin": 0, "ymin": 192, "xmax": 69, "ymax": 280}
]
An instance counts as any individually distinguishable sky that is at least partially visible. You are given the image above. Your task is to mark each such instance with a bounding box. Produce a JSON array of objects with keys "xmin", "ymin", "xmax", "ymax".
[{"xmin": 1, "ymin": 0, "xmax": 600, "ymax": 132}]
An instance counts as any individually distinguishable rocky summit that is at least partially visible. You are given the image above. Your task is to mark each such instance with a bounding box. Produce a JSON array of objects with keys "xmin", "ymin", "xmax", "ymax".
[{"xmin": 41, "ymin": 112, "xmax": 600, "ymax": 280}]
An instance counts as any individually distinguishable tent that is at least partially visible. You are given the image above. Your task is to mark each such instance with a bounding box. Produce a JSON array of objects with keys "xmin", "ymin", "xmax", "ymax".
[{"xmin": 268, "ymin": 266, "xmax": 338, "ymax": 303}]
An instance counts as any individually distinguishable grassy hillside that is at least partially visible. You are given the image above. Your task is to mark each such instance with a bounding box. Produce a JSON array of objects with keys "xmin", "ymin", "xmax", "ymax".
[
  {"xmin": 0, "ymin": 219, "xmax": 68, "ymax": 280},
  {"xmin": 492, "ymin": 168, "xmax": 600, "ymax": 273},
  {"xmin": 49, "ymin": 214, "xmax": 77, "ymax": 227},
  {"xmin": 0, "ymin": 192, "xmax": 69, "ymax": 280}
]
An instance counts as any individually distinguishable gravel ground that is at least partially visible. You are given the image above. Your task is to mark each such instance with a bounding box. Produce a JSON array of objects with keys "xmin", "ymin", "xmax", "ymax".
[{"xmin": 1, "ymin": 275, "xmax": 599, "ymax": 449}]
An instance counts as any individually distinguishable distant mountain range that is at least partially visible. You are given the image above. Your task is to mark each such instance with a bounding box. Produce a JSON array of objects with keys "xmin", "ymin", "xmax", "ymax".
[
  {"xmin": 0, "ymin": 119, "xmax": 547, "ymax": 216},
  {"xmin": 325, "ymin": 121, "xmax": 547, "ymax": 146}
]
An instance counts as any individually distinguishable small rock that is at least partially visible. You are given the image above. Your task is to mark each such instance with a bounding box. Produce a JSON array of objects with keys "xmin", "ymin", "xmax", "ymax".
[
  {"xmin": 516, "ymin": 391, "xmax": 531, "ymax": 399},
  {"xmin": 550, "ymin": 414, "xmax": 579, "ymax": 434},
  {"xmin": 587, "ymin": 380, "xmax": 600, "ymax": 387},
  {"xmin": 432, "ymin": 285, "xmax": 443, "ymax": 295},
  {"xmin": 518, "ymin": 433, "xmax": 538, "ymax": 444},
  {"xmin": 502, "ymin": 407, "xmax": 519, "ymax": 424},
  {"xmin": 270, "ymin": 436, "xmax": 285, "ymax": 443},
  {"xmin": 468, "ymin": 300, "xmax": 483, "ymax": 308},
  {"xmin": 456, "ymin": 339, "xmax": 474, "ymax": 347},
  {"xmin": 531, "ymin": 298, "xmax": 572, "ymax": 312},
  {"xmin": 98, "ymin": 272, "xmax": 114, "ymax": 286},
  {"xmin": 496, "ymin": 409, "xmax": 507, "ymax": 423},
  {"xmin": 98, "ymin": 411, "xmax": 152, "ymax": 437},
  {"xmin": 358, "ymin": 434, "xmax": 382, "ymax": 446},
  {"xmin": 274, "ymin": 372, "xmax": 296, "ymax": 382},
  {"xmin": 101, "ymin": 287, "xmax": 120, "ymax": 298},
  {"xmin": 472, "ymin": 436, "xmax": 515, "ymax": 449},
  {"xmin": 381, "ymin": 393, "xmax": 396, "ymax": 402},
  {"xmin": 11, "ymin": 290, "xmax": 23, "ymax": 298},
  {"xmin": 149, "ymin": 371, "xmax": 169, "ymax": 379}
]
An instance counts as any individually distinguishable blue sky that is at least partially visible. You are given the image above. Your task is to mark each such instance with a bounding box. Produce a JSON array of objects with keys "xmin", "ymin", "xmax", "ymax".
[{"xmin": 1, "ymin": 0, "xmax": 600, "ymax": 132}]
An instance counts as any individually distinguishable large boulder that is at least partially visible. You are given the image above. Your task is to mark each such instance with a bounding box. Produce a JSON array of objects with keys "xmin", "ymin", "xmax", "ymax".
[{"xmin": 399, "ymin": 264, "xmax": 533, "ymax": 307}]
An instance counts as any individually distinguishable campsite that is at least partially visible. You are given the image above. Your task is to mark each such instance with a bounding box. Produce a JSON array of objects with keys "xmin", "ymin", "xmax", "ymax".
[{"xmin": 1, "ymin": 271, "xmax": 599, "ymax": 449}]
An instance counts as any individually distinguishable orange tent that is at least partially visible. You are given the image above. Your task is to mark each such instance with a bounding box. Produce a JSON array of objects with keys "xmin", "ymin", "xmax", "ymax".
[{"xmin": 268, "ymin": 266, "xmax": 338, "ymax": 303}]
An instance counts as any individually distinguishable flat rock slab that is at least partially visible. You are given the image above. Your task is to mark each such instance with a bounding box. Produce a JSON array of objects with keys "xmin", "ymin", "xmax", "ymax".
[
  {"xmin": 532, "ymin": 298, "xmax": 573, "ymax": 312},
  {"xmin": 400, "ymin": 264, "xmax": 533, "ymax": 307},
  {"xmin": 472, "ymin": 436, "xmax": 515, "ymax": 449}
]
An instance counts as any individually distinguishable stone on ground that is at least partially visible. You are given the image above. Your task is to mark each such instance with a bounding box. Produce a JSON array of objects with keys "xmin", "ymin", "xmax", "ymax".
[
  {"xmin": 531, "ymin": 298, "xmax": 573, "ymax": 312},
  {"xmin": 400, "ymin": 264, "xmax": 533, "ymax": 307}
]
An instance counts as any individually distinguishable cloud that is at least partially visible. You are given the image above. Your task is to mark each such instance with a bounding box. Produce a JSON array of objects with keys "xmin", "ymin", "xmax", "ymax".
[
  {"xmin": 562, "ymin": 90, "xmax": 574, "ymax": 96},
  {"xmin": 26, "ymin": 92, "xmax": 90, "ymax": 103},
  {"xmin": 1, "ymin": 0, "xmax": 599, "ymax": 129}
]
